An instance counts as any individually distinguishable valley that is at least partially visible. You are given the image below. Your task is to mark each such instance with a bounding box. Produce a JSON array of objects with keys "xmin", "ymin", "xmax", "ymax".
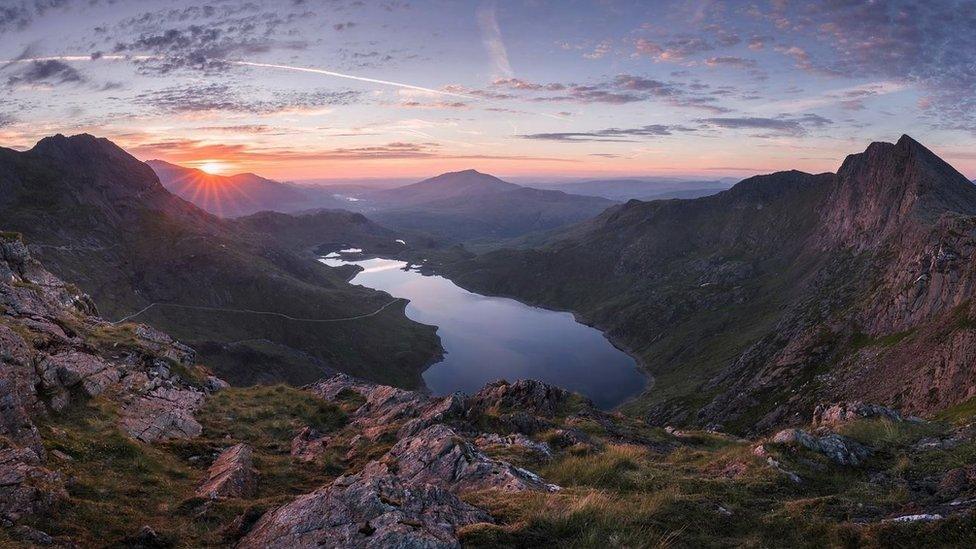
[{"xmin": 319, "ymin": 254, "xmax": 646, "ymax": 409}]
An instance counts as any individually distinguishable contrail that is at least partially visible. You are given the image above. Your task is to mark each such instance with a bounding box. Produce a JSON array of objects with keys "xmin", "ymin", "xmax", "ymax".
[
  {"xmin": 228, "ymin": 60, "xmax": 474, "ymax": 99},
  {"xmin": 0, "ymin": 55, "xmax": 472, "ymax": 99}
]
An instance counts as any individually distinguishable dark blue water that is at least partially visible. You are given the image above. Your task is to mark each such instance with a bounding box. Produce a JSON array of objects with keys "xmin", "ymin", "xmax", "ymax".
[{"xmin": 320, "ymin": 257, "xmax": 647, "ymax": 409}]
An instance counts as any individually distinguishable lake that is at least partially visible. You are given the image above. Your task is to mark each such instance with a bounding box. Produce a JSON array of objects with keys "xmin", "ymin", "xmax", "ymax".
[{"xmin": 319, "ymin": 256, "xmax": 647, "ymax": 409}]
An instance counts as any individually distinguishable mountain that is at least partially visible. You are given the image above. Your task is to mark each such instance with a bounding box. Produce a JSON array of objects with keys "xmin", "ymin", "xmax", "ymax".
[
  {"xmin": 530, "ymin": 177, "xmax": 735, "ymax": 201},
  {"xmin": 148, "ymin": 160, "xmax": 347, "ymax": 217},
  {"xmin": 0, "ymin": 134, "xmax": 440, "ymax": 387},
  {"xmin": 357, "ymin": 169, "xmax": 617, "ymax": 242},
  {"xmin": 6, "ymin": 237, "xmax": 975, "ymax": 546},
  {"xmin": 440, "ymin": 135, "xmax": 976, "ymax": 433}
]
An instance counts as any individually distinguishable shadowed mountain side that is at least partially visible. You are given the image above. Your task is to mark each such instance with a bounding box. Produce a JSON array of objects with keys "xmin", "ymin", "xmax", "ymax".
[
  {"xmin": 0, "ymin": 134, "xmax": 440, "ymax": 387},
  {"xmin": 148, "ymin": 159, "xmax": 348, "ymax": 218},
  {"xmin": 362, "ymin": 169, "xmax": 618, "ymax": 241},
  {"xmin": 441, "ymin": 136, "xmax": 976, "ymax": 434}
]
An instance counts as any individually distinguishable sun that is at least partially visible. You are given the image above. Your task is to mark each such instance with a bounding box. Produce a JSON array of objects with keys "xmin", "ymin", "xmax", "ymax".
[{"xmin": 199, "ymin": 161, "xmax": 226, "ymax": 175}]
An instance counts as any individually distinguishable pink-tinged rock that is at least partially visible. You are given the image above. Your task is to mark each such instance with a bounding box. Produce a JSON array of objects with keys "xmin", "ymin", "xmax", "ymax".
[
  {"xmin": 197, "ymin": 443, "xmax": 256, "ymax": 499},
  {"xmin": 812, "ymin": 401, "xmax": 902, "ymax": 428},
  {"xmin": 291, "ymin": 426, "xmax": 331, "ymax": 462},
  {"xmin": 239, "ymin": 471, "xmax": 491, "ymax": 549},
  {"xmin": 119, "ymin": 386, "xmax": 205, "ymax": 442},
  {"xmin": 39, "ymin": 351, "xmax": 120, "ymax": 398},
  {"xmin": 0, "ymin": 446, "xmax": 66, "ymax": 523},
  {"xmin": 368, "ymin": 424, "xmax": 559, "ymax": 494},
  {"xmin": 468, "ymin": 379, "xmax": 583, "ymax": 417}
]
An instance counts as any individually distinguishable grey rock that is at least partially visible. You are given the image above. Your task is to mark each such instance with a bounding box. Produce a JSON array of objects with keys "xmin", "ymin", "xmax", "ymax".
[
  {"xmin": 239, "ymin": 471, "xmax": 491, "ymax": 549},
  {"xmin": 369, "ymin": 424, "xmax": 559, "ymax": 494}
]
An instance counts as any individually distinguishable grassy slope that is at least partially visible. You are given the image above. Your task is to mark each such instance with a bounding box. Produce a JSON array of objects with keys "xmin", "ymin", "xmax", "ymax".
[{"xmin": 7, "ymin": 374, "xmax": 976, "ymax": 547}]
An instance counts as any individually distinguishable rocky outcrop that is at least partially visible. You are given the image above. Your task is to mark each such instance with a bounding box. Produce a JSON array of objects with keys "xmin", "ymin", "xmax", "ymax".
[
  {"xmin": 468, "ymin": 378, "xmax": 580, "ymax": 417},
  {"xmin": 813, "ymin": 402, "xmax": 902, "ymax": 428},
  {"xmin": 239, "ymin": 470, "xmax": 491, "ymax": 549},
  {"xmin": 0, "ymin": 446, "xmax": 66, "ymax": 525},
  {"xmin": 771, "ymin": 428, "xmax": 871, "ymax": 466},
  {"xmin": 367, "ymin": 424, "xmax": 559, "ymax": 494},
  {"xmin": 0, "ymin": 233, "xmax": 224, "ymax": 531},
  {"xmin": 197, "ymin": 443, "xmax": 256, "ymax": 499},
  {"xmin": 119, "ymin": 385, "xmax": 206, "ymax": 443}
]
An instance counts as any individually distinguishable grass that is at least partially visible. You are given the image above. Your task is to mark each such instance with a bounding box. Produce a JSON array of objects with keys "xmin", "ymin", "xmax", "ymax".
[{"xmin": 28, "ymin": 385, "xmax": 348, "ymax": 547}]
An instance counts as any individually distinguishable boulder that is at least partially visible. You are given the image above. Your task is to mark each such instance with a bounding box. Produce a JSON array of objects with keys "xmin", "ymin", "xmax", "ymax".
[
  {"xmin": 0, "ymin": 446, "xmax": 66, "ymax": 523},
  {"xmin": 197, "ymin": 443, "xmax": 256, "ymax": 499},
  {"xmin": 40, "ymin": 351, "xmax": 120, "ymax": 398},
  {"xmin": 771, "ymin": 428, "xmax": 871, "ymax": 466},
  {"xmin": 308, "ymin": 374, "xmax": 435, "ymax": 441},
  {"xmin": 119, "ymin": 386, "xmax": 205, "ymax": 442},
  {"xmin": 812, "ymin": 402, "xmax": 902, "ymax": 428},
  {"xmin": 369, "ymin": 424, "xmax": 559, "ymax": 493},
  {"xmin": 468, "ymin": 379, "xmax": 584, "ymax": 417},
  {"xmin": 239, "ymin": 471, "xmax": 491, "ymax": 549},
  {"xmin": 474, "ymin": 433, "xmax": 553, "ymax": 460}
]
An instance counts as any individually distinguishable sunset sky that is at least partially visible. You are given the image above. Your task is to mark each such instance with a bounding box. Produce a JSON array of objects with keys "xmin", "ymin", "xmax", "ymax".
[{"xmin": 1, "ymin": 0, "xmax": 974, "ymax": 181}]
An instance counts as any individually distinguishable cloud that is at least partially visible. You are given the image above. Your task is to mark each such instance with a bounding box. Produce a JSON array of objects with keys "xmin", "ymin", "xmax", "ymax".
[
  {"xmin": 704, "ymin": 56, "xmax": 758, "ymax": 69},
  {"xmin": 757, "ymin": 0, "xmax": 976, "ymax": 131},
  {"xmin": 398, "ymin": 100, "xmax": 469, "ymax": 109},
  {"xmin": 633, "ymin": 36, "xmax": 713, "ymax": 61},
  {"xmin": 127, "ymin": 137, "xmax": 578, "ymax": 164},
  {"xmin": 698, "ymin": 114, "xmax": 832, "ymax": 136},
  {"xmin": 520, "ymin": 124, "xmax": 695, "ymax": 142},
  {"xmin": 0, "ymin": 0, "xmax": 69, "ymax": 32},
  {"xmin": 106, "ymin": 6, "xmax": 311, "ymax": 74},
  {"xmin": 135, "ymin": 83, "xmax": 364, "ymax": 115},
  {"xmin": 583, "ymin": 41, "xmax": 612, "ymax": 60},
  {"xmin": 476, "ymin": 1, "xmax": 513, "ymax": 78},
  {"xmin": 5, "ymin": 59, "xmax": 84, "ymax": 87}
]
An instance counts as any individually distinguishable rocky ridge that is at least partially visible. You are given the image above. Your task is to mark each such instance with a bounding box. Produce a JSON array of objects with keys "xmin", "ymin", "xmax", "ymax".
[
  {"xmin": 0, "ymin": 232, "xmax": 226, "ymax": 538},
  {"xmin": 440, "ymin": 136, "xmax": 976, "ymax": 434}
]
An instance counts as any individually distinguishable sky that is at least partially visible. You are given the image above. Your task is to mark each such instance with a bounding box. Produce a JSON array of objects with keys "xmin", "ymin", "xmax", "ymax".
[{"xmin": 1, "ymin": 0, "xmax": 974, "ymax": 181}]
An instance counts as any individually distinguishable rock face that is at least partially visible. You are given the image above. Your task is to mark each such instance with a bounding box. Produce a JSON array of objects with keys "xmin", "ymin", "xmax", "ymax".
[
  {"xmin": 197, "ymin": 443, "xmax": 256, "ymax": 499},
  {"xmin": 442, "ymin": 135, "xmax": 976, "ymax": 433},
  {"xmin": 239, "ymin": 471, "xmax": 491, "ymax": 549},
  {"xmin": 367, "ymin": 424, "xmax": 559, "ymax": 493},
  {"xmin": 0, "ymin": 446, "xmax": 66, "ymax": 524},
  {"xmin": 247, "ymin": 375, "xmax": 588, "ymax": 546},
  {"xmin": 0, "ymin": 233, "xmax": 225, "ymax": 529}
]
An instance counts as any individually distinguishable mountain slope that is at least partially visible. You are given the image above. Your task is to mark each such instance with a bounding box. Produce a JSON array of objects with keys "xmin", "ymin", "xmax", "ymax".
[
  {"xmin": 533, "ymin": 177, "xmax": 734, "ymax": 201},
  {"xmin": 5, "ymin": 197, "xmax": 976, "ymax": 549},
  {"xmin": 360, "ymin": 169, "xmax": 617, "ymax": 241},
  {"xmin": 148, "ymin": 160, "xmax": 346, "ymax": 217},
  {"xmin": 0, "ymin": 134, "xmax": 439, "ymax": 387},
  {"xmin": 441, "ymin": 136, "xmax": 976, "ymax": 433}
]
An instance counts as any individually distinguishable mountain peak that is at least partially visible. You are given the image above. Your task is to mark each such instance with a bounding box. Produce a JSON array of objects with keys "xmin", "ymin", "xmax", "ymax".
[{"xmin": 821, "ymin": 135, "xmax": 976, "ymax": 249}]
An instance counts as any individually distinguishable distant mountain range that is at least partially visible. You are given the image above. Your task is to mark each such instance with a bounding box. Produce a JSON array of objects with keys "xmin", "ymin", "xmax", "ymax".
[
  {"xmin": 441, "ymin": 135, "xmax": 976, "ymax": 433},
  {"xmin": 354, "ymin": 169, "xmax": 618, "ymax": 242},
  {"xmin": 148, "ymin": 160, "xmax": 349, "ymax": 217},
  {"xmin": 151, "ymin": 162, "xmax": 619, "ymax": 243},
  {"xmin": 0, "ymin": 134, "xmax": 440, "ymax": 387},
  {"xmin": 528, "ymin": 177, "xmax": 736, "ymax": 201}
]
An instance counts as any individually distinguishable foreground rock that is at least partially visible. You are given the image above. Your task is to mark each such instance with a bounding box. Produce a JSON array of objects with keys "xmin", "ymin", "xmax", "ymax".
[
  {"xmin": 0, "ymin": 233, "xmax": 224, "ymax": 532},
  {"xmin": 197, "ymin": 443, "xmax": 257, "ymax": 499},
  {"xmin": 813, "ymin": 402, "xmax": 902, "ymax": 428},
  {"xmin": 0, "ymin": 446, "xmax": 66, "ymax": 524},
  {"xmin": 771, "ymin": 428, "xmax": 871, "ymax": 466},
  {"xmin": 239, "ymin": 470, "xmax": 491, "ymax": 549},
  {"xmin": 367, "ymin": 424, "xmax": 559, "ymax": 493}
]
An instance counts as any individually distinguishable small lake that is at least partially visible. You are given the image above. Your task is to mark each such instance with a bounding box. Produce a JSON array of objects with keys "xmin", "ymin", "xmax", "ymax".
[{"xmin": 320, "ymin": 256, "xmax": 647, "ymax": 409}]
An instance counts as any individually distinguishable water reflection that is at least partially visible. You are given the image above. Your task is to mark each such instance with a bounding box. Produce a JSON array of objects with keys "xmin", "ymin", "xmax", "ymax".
[{"xmin": 320, "ymin": 256, "xmax": 647, "ymax": 409}]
